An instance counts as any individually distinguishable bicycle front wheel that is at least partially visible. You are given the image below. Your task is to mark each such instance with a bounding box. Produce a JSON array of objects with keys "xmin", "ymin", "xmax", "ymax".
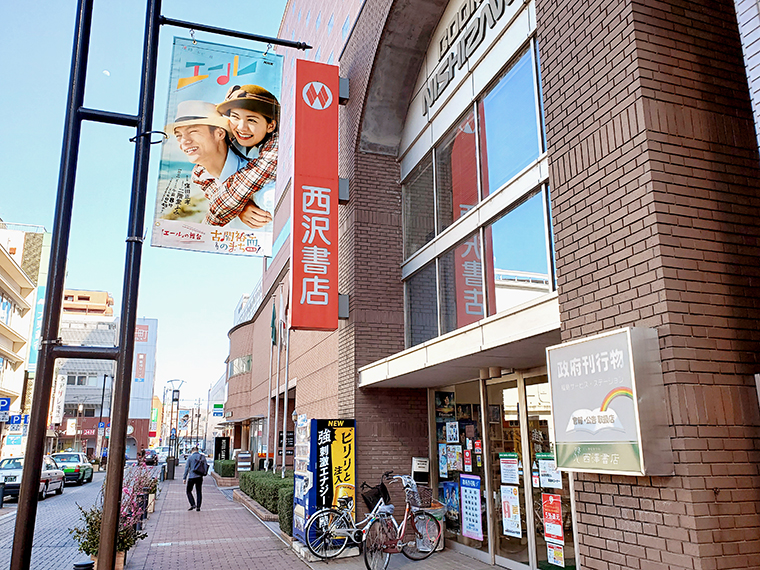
[
  {"xmin": 364, "ymin": 518, "xmax": 391, "ymax": 570},
  {"xmin": 305, "ymin": 508, "xmax": 350, "ymax": 559},
  {"xmin": 401, "ymin": 511, "xmax": 441, "ymax": 560}
]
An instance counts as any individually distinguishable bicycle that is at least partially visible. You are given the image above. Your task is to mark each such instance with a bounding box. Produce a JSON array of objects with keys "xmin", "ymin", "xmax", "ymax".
[
  {"xmin": 304, "ymin": 470, "xmax": 397, "ymax": 559},
  {"xmin": 363, "ymin": 475, "xmax": 442, "ymax": 570}
]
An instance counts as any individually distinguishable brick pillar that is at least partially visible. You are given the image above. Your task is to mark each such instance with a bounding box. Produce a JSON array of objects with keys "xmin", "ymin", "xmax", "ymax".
[
  {"xmin": 538, "ymin": 0, "xmax": 760, "ymax": 567},
  {"xmin": 338, "ymin": 0, "xmax": 431, "ymax": 497}
]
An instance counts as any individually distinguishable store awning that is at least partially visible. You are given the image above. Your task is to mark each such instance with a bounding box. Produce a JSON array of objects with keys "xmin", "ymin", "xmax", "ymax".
[{"xmin": 358, "ymin": 293, "xmax": 561, "ymax": 389}]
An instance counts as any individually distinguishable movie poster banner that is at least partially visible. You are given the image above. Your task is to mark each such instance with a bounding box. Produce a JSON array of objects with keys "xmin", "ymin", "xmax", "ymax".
[{"xmin": 152, "ymin": 38, "xmax": 283, "ymax": 257}]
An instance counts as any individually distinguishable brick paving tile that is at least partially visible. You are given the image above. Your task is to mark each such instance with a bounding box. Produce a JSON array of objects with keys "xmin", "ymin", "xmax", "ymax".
[
  {"xmin": 127, "ymin": 475, "xmax": 309, "ymax": 570},
  {"xmin": 128, "ymin": 475, "xmax": 494, "ymax": 570}
]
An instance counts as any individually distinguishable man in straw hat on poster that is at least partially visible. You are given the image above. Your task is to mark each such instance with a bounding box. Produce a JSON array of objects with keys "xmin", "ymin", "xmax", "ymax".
[{"xmin": 166, "ymin": 100, "xmax": 272, "ymax": 229}]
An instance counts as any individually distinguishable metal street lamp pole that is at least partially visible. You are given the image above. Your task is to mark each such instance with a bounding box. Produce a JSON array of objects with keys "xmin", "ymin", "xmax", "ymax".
[
  {"xmin": 97, "ymin": 374, "xmax": 109, "ymax": 461},
  {"xmin": 76, "ymin": 403, "xmax": 84, "ymax": 452}
]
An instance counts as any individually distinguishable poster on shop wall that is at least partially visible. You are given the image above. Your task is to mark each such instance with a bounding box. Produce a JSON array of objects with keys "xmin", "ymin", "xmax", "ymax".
[
  {"xmin": 314, "ymin": 419, "xmax": 355, "ymax": 513},
  {"xmin": 152, "ymin": 38, "xmax": 282, "ymax": 257}
]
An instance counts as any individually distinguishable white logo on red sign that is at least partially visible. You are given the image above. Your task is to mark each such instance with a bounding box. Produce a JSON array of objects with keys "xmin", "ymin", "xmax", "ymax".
[{"xmin": 302, "ymin": 81, "xmax": 333, "ymax": 110}]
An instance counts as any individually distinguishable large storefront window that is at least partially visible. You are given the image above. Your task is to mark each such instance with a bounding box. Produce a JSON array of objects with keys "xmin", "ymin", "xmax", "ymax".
[
  {"xmin": 436, "ymin": 110, "xmax": 478, "ymax": 233},
  {"xmin": 434, "ymin": 382, "xmax": 489, "ymax": 556},
  {"xmin": 431, "ymin": 372, "xmax": 577, "ymax": 570},
  {"xmin": 402, "ymin": 39, "xmax": 553, "ymax": 348},
  {"xmin": 406, "ymin": 261, "xmax": 438, "ymax": 347},
  {"xmin": 439, "ymin": 231, "xmax": 485, "ymax": 335},
  {"xmin": 484, "ymin": 191, "xmax": 551, "ymax": 316},
  {"xmin": 479, "ymin": 47, "xmax": 541, "ymax": 197},
  {"xmin": 403, "ymin": 154, "xmax": 435, "ymax": 258}
]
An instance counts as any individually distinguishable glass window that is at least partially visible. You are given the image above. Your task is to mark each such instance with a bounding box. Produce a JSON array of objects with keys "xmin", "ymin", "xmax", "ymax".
[
  {"xmin": 436, "ymin": 110, "xmax": 478, "ymax": 233},
  {"xmin": 77, "ymin": 375, "xmax": 87, "ymax": 386},
  {"xmin": 229, "ymin": 355, "xmax": 252, "ymax": 377},
  {"xmin": 402, "ymin": 153, "xmax": 435, "ymax": 258},
  {"xmin": 478, "ymin": 47, "xmax": 540, "ymax": 197},
  {"xmin": 342, "ymin": 15, "xmax": 351, "ymax": 39},
  {"xmin": 439, "ymin": 231, "xmax": 485, "ymax": 335},
  {"xmin": 484, "ymin": 191, "xmax": 551, "ymax": 316},
  {"xmin": 67, "ymin": 375, "xmax": 76, "ymax": 386},
  {"xmin": 406, "ymin": 262, "xmax": 438, "ymax": 347},
  {"xmin": 434, "ymin": 383, "xmax": 488, "ymax": 555},
  {"xmin": 525, "ymin": 376, "xmax": 577, "ymax": 569}
]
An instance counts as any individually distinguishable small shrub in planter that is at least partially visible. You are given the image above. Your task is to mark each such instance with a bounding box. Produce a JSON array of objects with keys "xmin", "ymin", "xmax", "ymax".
[
  {"xmin": 239, "ymin": 471, "xmax": 258, "ymax": 498},
  {"xmin": 214, "ymin": 459, "xmax": 236, "ymax": 478},
  {"xmin": 278, "ymin": 486, "xmax": 294, "ymax": 537},
  {"xmin": 252, "ymin": 471, "xmax": 294, "ymax": 514}
]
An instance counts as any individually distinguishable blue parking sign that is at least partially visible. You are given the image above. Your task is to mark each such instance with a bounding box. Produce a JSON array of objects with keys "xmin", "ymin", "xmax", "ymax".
[
  {"xmin": 9, "ymin": 415, "xmax": 21, "ymax": 425},
  {"xmin": 99, "ymin": 422, "xmax": 105, "ymax": 429},
  {"xmin": 0, "ymin": 398, "xmax": 10, "ymax": 412}
]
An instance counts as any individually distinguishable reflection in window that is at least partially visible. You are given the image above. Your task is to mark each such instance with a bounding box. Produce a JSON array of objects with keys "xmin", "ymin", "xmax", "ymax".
[
  {"xmin": 484, "ymin": 191, "xmax": 550, "ymax": 316},
  {"xmin": 479, "ymin": 47, "xmax": 540, "ymax": 196},
  {"xmin": 440, "ymin": 231, "xmax": 485, "ymax": 335},
  {"xmin": 406, "ymin": 262, "xmax": 438, "ymax": 347},
  {"xmin": 436, "ymin": 111, "xmax": 478, "ymax": 233},
  {"xmin": 403, "ymin": 154, "xmax": 435, "ymax": 258}
]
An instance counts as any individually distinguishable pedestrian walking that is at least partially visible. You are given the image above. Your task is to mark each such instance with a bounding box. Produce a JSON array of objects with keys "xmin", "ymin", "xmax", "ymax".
[{"xmin": 183, "ymin": 446, "xmax": 209, "ymax": 511}]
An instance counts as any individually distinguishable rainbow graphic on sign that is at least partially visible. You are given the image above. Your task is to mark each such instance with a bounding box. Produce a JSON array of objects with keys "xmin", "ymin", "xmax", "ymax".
[
  {"xmin": 565, "ymin": 387, "xmax": 634, "ymax": 434},
  {"xmin": 600, "ymin": 387, "xmax": 633, "ymax": 411}
]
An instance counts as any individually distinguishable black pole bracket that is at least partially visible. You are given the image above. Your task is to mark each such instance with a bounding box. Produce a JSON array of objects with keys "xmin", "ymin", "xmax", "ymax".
[
  {"xmin": 159, "ymin": 15, "xmax": 311, "ymax": 51},
  {"xmin": 126, "ymin": 236, "xmax": 145, "ymax": 243},
  {"xmin": 129, "ymin": 130, "xmax": 167, "ymax": 144}
]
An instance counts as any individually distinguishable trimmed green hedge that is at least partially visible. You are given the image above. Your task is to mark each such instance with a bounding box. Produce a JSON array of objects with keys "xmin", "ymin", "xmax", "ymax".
[
  {"xmin": 239, "ymin": 470, "xmax": 293, "ymax": 515},
  {"xmin": 214, "ymin": 460, "xmax": 236, "ymax": 478},
  {"xmin": 278, "ymin": 486, "xmax": 294, "ymax": 537}
]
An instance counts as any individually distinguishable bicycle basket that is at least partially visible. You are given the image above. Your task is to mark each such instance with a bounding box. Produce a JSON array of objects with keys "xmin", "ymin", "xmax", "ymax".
[
  {"xmin": 417, "ymin": 485, "xmax": 433, "ymax": 508},
  {"xmin": 362, "ymin": 480, "xmax": 391, "ymax": 511}
]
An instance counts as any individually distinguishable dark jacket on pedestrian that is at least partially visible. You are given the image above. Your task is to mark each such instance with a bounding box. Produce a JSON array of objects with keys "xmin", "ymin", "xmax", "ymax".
[{"xmin": 183, "ymin": 451, "xmax": 208, "ymax": 480}]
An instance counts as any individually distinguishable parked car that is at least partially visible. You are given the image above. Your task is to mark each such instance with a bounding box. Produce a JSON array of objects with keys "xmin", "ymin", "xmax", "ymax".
[
  {"xmin": 143, "ymin": 449, "xmax": 158, "ymax": 465},
  {"xmin": 156, "ymin": 446, "xmax": 170, "ymax": 463},
  {"xmin": 0, "ymin": 455, "xmax": 65, "ymax": 500},
  {"xmin": 51, "ymin": 452, "xmax": 93, "ymax": 485}
]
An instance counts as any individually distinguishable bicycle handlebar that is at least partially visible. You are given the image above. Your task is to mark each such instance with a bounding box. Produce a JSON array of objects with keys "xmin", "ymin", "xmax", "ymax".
[{"xmin": 360, "ymin": 470, "xmax": 394, "ymax": 490}]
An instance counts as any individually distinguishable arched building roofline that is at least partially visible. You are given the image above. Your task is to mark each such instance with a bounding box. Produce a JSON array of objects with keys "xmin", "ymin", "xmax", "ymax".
[{"xmin": 341, "ymin": 0, "xmax": 449, "ymax": 158}]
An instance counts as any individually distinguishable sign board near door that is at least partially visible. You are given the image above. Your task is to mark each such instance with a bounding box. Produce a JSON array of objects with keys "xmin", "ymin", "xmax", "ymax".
[{"xmin": 546, "ymin": 327, "xmax": 674, "ymax": 476}]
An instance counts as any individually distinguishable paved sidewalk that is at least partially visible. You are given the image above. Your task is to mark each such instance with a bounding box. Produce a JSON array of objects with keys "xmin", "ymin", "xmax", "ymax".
[
  {"xmin": 127, "ymin": 475, "xmax": 494, "ymax": 570},
  {"xmin": 126, "ymin": 475, "xmax": 309, "ymax": 570}
]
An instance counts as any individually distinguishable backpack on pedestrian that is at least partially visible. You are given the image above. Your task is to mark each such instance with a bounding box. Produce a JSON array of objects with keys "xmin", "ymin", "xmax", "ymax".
[{"xmin": 194, "ymin": 454, "xmax": 209, "ymax": 477}]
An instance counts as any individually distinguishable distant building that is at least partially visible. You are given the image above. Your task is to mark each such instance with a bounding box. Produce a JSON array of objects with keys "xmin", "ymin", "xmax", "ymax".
[
  {"xmin": 0, "ymin": 223, "xmax": 49, "ymax": 457},
  {"xmin": 0, "ymin": 242, "xmax": 35, "ymax": 456},
  {"xmin": 54, "ymin": 294, "xmax": 158, "ymax": 459},
  {"xmin": 62, "ymin": 289, "xmax": 114, "ymax": 316},
  {"xmin": 206, "ymin": 372, "xmax": 226, "ymax": 455}
]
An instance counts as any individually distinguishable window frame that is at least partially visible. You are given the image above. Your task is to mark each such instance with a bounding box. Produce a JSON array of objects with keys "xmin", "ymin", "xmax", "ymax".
[{"xmin": 401, "ymin": 38, "xmax": 554, "ymax": 349}]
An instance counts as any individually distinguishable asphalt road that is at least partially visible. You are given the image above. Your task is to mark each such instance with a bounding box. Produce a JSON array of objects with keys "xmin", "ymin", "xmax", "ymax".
[{"xmin": 0, "ymin": 470, "xmax": 106, "ymax": 569}]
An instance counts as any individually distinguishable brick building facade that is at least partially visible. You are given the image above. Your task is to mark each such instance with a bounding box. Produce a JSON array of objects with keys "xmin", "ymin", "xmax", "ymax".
[{"xmin": 224, "ymin": 0, "xmax": 760, "ymax": 568}]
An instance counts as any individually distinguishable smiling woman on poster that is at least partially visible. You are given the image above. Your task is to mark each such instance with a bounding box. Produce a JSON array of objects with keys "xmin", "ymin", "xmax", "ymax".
[{"xmin": 207, "ymin": 84, "xmax": 280, "ymax": 229}]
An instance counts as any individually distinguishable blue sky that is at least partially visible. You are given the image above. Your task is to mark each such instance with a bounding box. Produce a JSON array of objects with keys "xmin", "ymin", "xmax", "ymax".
[{"xmin": 0, "ymin": 0, "xmax": 289, "ymax": 402}]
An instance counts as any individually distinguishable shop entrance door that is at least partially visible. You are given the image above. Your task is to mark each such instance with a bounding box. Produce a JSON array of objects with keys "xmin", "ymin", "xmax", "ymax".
[
  {"xmin": 486, "ymin": 372, "xmax": 577, "ymax": 570},
  {"xmin": 487, "ymin": 377, "xmax": 532, "ymax": 569}
]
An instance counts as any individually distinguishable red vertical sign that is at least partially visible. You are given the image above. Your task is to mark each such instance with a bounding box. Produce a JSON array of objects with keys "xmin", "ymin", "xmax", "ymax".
[{"xmin": 291, "ymin": 60, "xmax": 340, "ymax": 331}]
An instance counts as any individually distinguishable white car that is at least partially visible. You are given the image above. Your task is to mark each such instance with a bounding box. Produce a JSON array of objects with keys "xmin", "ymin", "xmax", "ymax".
[
  {"xmin": 0, "ymin": 455, "xmax": 65, "ymax": 500},
  {"xmin": 156, "ymin": 446, "xmax": 171, "ymax": 463}
]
